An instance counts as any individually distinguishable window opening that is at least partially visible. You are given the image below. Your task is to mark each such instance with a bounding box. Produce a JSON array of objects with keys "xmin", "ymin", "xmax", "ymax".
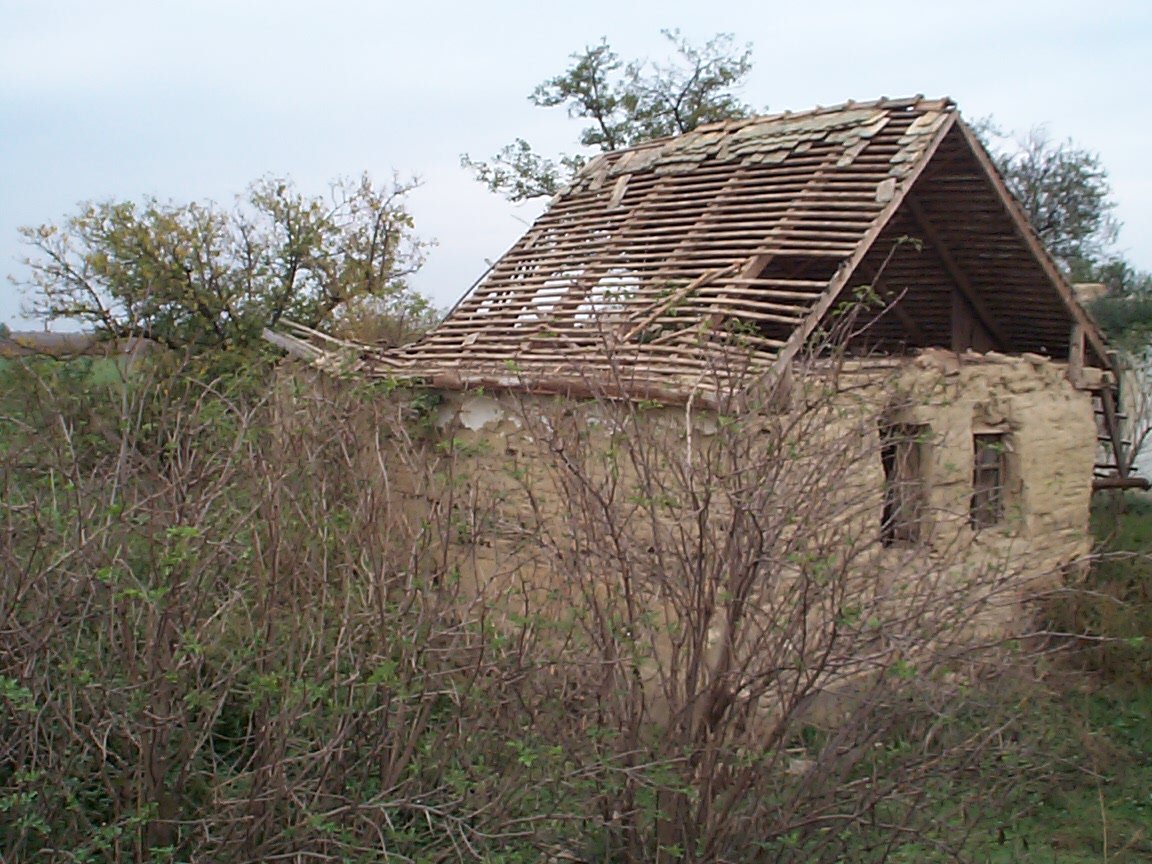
[
  {"xmin": 881, "ymin": 424, "xmax": 926, "ymax": 545},
  {"xmin": 970, "ymin": 433, "xmax": 1006, "ymax": 528}
]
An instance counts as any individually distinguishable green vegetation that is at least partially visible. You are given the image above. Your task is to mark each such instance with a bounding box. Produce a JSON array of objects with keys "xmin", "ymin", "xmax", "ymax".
[
  {"xmin": 966, "ymin": 493, "xmax": 1152, "ymax": 864},
  {"xmin": 16, "ymin": 174, "xmax": 436, "ymax": 366},
  {"xmin": 1, "ymin": 352, "xmax": 1150, "ymax": 862},
  {"xmin": 461, "ymin": 30, "xmax": 755, "ymax": 200},
  {"xmin": 0, "ymin": 354, "xmax": 551, "ymax": 861}
]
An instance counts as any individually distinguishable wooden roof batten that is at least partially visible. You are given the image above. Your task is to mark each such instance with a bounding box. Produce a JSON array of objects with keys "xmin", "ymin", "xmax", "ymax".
[
  {"xmin": 767, "ymin": 107, "xmax": 960, "ymax": 378},
  {"xmin": 273, "ymin": 96, "xmax": 1117, "ymax": 411},
  {"xmin": 901, "ymin": 195, "xmax": 1011, "ymax": 351}
]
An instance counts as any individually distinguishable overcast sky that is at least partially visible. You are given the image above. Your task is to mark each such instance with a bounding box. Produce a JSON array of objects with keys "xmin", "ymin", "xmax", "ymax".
[{"xmin": 2, "ymin": 0, "xmax": 1149, "ymax": 328}]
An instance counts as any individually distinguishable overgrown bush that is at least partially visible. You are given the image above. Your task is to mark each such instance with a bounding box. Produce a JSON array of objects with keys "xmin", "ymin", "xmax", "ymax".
[
  {"xmin": 1, "ymin": 356, "xmax": 561, "ymax": 861},
  {"xmin": 0, "ymin": 348, "xmax": 1089, "ymax": 862}
]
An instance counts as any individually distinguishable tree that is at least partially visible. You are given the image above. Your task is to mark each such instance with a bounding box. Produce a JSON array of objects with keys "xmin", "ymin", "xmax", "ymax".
[
  {"xmin": 989, "ymin": 127, "xmax": 1119, "ymax": 272},
  {"xmin": 983, "ymin": 124, "xmax": 1152, "ymax": 339},
  {"xmin": 462, "ymin": 30, "xmax": 755, "ymax": 201},
  {"xmin": 17, "ymin": 174, "xmax": 435, "ymax": 356},
  {"xmin": 982, "ymin": 126, "xmax": 1152, "ymax": 477},
  {"xmin": 977, "ymin": 121, "xmax": 1121, "ymax": 279},
  {"xmin": 1082, "ymin": 259, "xmax": 1152, "ymax": 348}
]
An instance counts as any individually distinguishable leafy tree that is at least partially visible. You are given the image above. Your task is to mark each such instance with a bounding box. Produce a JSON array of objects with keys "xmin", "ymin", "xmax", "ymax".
[
  {"xmin": 462, "ymin": 30, "xmax": 755, "ymax": 200},
  {"xmin": 981, "ymin": 123, "xmax": 1119, "ymax": 273},
  {"xmin": 1086, "ymin": 259, "xmax": 1152, "ymax": 349},
  {"xmin": 984, "ymin": 128, "xmax": 1152, "ymax": 472},
  {"xmin": 17, "ymin": 174, "xmax": 434, "ymax": 357}
]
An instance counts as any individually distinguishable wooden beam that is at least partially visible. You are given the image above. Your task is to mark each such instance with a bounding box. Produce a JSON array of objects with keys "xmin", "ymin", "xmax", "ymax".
[
  {"xmin": 621, "ymin": 264, "xmax": 739, "ymax": 342},
  {"xmin": 1093, "ymin": 476, "xmax": 1150, "ymax": 491},
  {"xmin": 1099, "ymin": 384, "xmax": 1130, "ymax": 478},
  {"xmin": 1069, "ymin": 324, "xmax": 1085, "ymax": 387},
  {"xmin": 905, "ymin": 196, "xmax": 1011, "ymax": 352},
  {"xmin": 703, "ymin": 148, "xmax": 856, "ymax": 329},
  {"xmin": 857, "ymin": 269, "xmax": 929, "ymax": 345}
]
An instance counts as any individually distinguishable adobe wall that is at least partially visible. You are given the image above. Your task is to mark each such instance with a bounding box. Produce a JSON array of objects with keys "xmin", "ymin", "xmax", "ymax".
[
  {"xmin": 880, "ymin": 350, "xmax": 1096, "ymax": 578},
  {"xmin": 418, "ymin": 349, "xmax": 1096, "ymax": 632},
  {"xmin": 273, "ymin": 350, "xmax": 1098, "ymax": 723}
]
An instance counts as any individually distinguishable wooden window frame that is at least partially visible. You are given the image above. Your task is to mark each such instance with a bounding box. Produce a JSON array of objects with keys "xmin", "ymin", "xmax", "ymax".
[
  {"xmin": 970, "ymin": 432, "xmax": 1007, "ymax": 529},
  {"xmin": 880, "ymin": 423, "xmax": 927, "ymax": 546}
]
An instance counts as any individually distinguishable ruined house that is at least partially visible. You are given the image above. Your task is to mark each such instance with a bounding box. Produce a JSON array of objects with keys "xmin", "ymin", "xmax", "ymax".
[{"xmin": 274, "ymin": 96, "xmax": 1139, "ymax": 646}]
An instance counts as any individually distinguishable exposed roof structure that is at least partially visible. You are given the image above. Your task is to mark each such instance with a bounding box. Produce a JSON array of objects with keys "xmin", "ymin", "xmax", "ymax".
[{"xmin": 286, "ymin": 96, "xmax": 1111, "ymax": 400}]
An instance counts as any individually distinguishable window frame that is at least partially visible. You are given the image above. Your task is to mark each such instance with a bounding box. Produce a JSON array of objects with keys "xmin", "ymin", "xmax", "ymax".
[
  {"xmin": 970, "ymin": 431, "xmax": 1008, "ymax": 529},
  {"xmin": 880, "ymin": 422, "xmax": 928, "ymax": 546}
]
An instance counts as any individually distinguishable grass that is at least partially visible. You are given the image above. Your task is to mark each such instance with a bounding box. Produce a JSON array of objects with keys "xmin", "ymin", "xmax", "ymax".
[
  {"xmin": 958, "ymin": 494, "xmax": 1152, "ymax": 864},
  {"xmin": 0, "ymin": 354, "xmax": 127, "ymax": 378},
  {"xmin": 978, "ymin": 689, "xmax": 1152, "ymax": 863},
  {"xmin": 876, "ymin": 495, "xmax": 1152, "ymax": 864}
]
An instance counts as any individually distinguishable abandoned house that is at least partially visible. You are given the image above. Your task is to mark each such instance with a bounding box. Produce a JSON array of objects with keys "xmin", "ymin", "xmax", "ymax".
[{"xmin": 273, "ymin": 95, "xmax": 1140, "ymax": 644}]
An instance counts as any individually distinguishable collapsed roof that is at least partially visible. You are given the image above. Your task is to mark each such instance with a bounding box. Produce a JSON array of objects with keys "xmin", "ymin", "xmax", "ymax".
[{"xmin": 284, "ymin": 96, "xmax": 1110, "ymax": 400}]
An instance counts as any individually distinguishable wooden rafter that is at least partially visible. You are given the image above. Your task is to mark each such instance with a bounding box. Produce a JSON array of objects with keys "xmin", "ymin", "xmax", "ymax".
[
  {"xmin": 870, "ymin": 276, "xmax": 929, "ymax": 345},
  {"xmin": 904, "ymin": 196, "xmax": 1011, "ymax": 351}
]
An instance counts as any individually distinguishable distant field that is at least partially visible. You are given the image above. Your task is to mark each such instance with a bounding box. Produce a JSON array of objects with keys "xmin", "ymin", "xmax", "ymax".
[
  {"xmin": 0, "ymin": 352, "xmax": 129, "ymax": 377},
  {"xmin": 0, "ymin": 356, "xmax": 135, "ymax": 426}
]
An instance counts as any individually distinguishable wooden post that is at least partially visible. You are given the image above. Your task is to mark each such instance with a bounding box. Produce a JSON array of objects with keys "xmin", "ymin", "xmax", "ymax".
[
  {"xmin": 1068, "ymin": 324, "xmax": 1085, "ymax": 387},
  {"xmin": 1099, "ymin": 384, "xmax": 1129, "ymax": 479}
]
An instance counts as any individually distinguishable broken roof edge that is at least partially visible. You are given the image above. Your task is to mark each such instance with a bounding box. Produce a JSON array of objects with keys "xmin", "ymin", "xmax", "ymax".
[
  {"xmin": 773, "ymin": 108, "xmax": 961, "ymax": 370},
  {"xmin": 262, "ymin": 327, "xmax": 1103, "ymax": 419},
  {"xmin": 559, "ymin": 94, "xmax": 954, "ymax": 200},
  {"xmin": 584, "ymin": 94, "xmax": 954, "ymax": 154}
]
